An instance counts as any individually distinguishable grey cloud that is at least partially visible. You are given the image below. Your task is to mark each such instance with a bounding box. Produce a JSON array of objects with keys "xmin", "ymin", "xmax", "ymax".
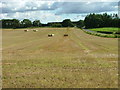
[
  {"xmin": 1, "ymin": 2, "xmax": 57, "ymax": 14},
  {"xmin": 55, "ymin": 2, "xmax": 118, "ymax": 15},
  {"xmin": 1, "ymin": 7, "xmax": 12, "ymax": 13},
  {"xmin": 1, "ymin": 2, "xmax": 118, "ymax": 14}
]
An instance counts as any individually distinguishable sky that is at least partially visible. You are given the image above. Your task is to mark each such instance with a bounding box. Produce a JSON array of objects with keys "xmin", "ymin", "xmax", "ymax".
[{"xmin": 0, "ymin": 0, "xmax": 119, "ymax": 24}]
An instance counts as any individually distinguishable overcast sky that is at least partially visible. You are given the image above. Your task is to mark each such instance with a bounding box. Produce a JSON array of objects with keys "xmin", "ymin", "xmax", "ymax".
[{"xmin": 0, "ymin": 0, "xmax": 119, "ymax": 23}]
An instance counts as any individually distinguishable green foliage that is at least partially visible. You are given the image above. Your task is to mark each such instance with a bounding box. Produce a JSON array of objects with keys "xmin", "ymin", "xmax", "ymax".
[
  {"xmin": 84, "ymin": 13, "xmax": 103, "ymax": 28},
  {"xmin": 21, "ymin": 19, "xmax": 32, "ymax": 28},
  {"xmin": 1, "ymin": 13, "xmax": 119, "ymax": 29},
  {"xmin": 51, "ymin": 23, "xmax": 62, "ymax": 27},
  {"xmin": 84, "ymin": 13, "xmax": 120, "ymax": 29},
  {"xmin": 2, "ymin": 19, "xmax": 20, "ymax": 28},
  {"xmin": 90, "ymin": 27, "xmax": 119, "ymax": 32},
  {"xmin": 47, "ymin": 22, "xmax": 62, "ymax": 27},
  {"xmin": 76, "ymin": 20, "xmax": 84, "ymax": 28},
  {"xmin": 62, "ymin": 19, "xmax": 74, "ymax": 27},
  {"xmin": 12, "ymin": 19, "xmax": 20, "ymax": 28},
  {"xmin": 33, "ymin": 20, "xmax": 41, "ymax": 27},
  {"xmin": 83, "ymin": 28, "xmax": 120, "ymax": 38}
]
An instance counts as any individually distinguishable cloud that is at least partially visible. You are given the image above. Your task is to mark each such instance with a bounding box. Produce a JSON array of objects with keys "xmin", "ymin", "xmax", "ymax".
[
  {"xmin": 0, "ymin": 10, "xmax": 63, "ymax": 23},
  {"xmin": 1, "ymin": 1, "xmax": 56, "ymax": 14},
  {"xmin": 0, "ymin": 1, "xmax": 118, "ymax": 23},
  {"xmin": 1, "ymin": 1, "xmax": 118, "ymax": 14},
  {"xmin": 1, "ymin": 0, "xmax": 119, "ymax": 2},
  {"xmin": 55, "ymin": 2, "xmax": 118, "ymax": 15}
]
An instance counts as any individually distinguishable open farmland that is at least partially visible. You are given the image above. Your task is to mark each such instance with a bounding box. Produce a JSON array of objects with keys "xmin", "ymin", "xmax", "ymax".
[{"xmin": 2, "ymin": 28, "xmax": 118, "ymax": 88}]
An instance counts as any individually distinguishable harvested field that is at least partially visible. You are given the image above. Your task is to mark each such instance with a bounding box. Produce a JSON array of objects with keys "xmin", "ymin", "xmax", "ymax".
[{"xmin": 2, "ymin": 28, "xmax": 118, "ymax": 88}]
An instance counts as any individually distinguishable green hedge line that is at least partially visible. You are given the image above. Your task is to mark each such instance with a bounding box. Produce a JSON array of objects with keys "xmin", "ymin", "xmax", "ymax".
[{"xmin": 82, "ymin": 29, "xmax": 120, "ymax": 38}]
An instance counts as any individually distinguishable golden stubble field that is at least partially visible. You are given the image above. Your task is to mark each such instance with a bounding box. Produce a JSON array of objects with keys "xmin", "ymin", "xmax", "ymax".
[{"xmin": 2, "ymin": 28, "xmax": 118, "ymax": 88}]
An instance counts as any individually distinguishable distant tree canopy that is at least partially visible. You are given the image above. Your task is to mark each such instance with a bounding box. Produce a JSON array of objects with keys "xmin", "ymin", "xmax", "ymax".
[
  {"xmin": 1, "ymin": 13, "xmax": 119, "ymax": 29},
  {"xmin": 2, "ymin": 19, "xmax": 20, "ymax": 28},
  {"xmin": 47, "ymin": 22, "xmax": 62, "ymax": 27},
  {"xmin": 62, "ymin": 19, "xmax": 74, "ymax": 27},
  {"xmin": 33, "ymin": 20, "xmax": 42, "ymax": 27},
  {"xmin": 84, "ymin": 13, "xmax": 120, "ymax": 28},
  {"xmin": 76, "ymin": 20, "xmax": 84, "ymax": 28},
  {"xmin": 21, "ymin": 19, "xmax": 32, "ymax": 28},
  {"xmin": 51, "ymin": 23, "xmax": 62, "ymax": 27},
  {"xmin": 1, "ymin": 19, "xmax": 41, "ymax": 28}
]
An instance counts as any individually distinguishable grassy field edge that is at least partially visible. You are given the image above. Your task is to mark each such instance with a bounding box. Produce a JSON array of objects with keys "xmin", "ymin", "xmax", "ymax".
[{"xmin": 82, "ymin": 28, "xmax": 120, "ymax": 38}]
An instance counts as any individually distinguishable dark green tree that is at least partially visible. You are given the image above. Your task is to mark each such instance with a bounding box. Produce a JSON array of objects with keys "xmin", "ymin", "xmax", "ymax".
[
  {"xmin": 101, "ymin": 13, "xmax": 112, "ymax": 27},
  {"xmin": 62, "ymin": 19, "xmax": 74, "ymax": 27},
  {"xmin": 1, "ymin": 19, "xmax": 20, "ymax": 28},
  {"xmin": 111, "ymin": 14, "xmax": 120, "ymax": 27},
  {"xmin": 12, "ymin": 19, "xmax": 20, "ymax": 28},
  {"xmin": 51, "ymin": 23, "xmax": 62, "ymax": 27},
  {"xmin": 33, "ymin": 20, "xmax": 41, "ymax": 27},
  {"xmin": 76, "ymin": 20, "xmax": 84, "ymax": 28},
  {"xmin": 84, "ymin": 13, "xmax": 118, "ymax": 28},
  {"xmin": 21, "ymin": 19, "xmax": 32, "ymax": 28},
  {"xmin": 84, "ymin": 13, "xmax": 103, "ymax": 28}
]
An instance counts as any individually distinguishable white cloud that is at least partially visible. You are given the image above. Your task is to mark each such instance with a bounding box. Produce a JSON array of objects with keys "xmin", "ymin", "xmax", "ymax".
[
  {"xmin": 1, "ymin": 2, "xmax": 118, "ymax": 14},
  {"xmin": 0, "ymin": 1, "xmax": 119, "ymax": 23},
  {"xmin": 1, "ymin": 1, "xmax": 56, "ymax": 13},
  {"xmin": 0, "ymin": 10, "xmax": 63, "ymax": 23},
  {"xmin": 55, "ymin": 2, "xmax": 118, "ymax": 15},
  {"xmin": 1, "ymin": 0, "xmax": 119, "ymax": 2}
]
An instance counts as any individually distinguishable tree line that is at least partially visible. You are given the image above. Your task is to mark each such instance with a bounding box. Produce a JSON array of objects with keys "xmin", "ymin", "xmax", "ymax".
[
  {"xmin": 84, "ymin": 13, "xmax": 120, "ymax": 28},
  {"xmin": 0, "ymin": 13, "xmax": 119, "ymax": 29},
  {"xmin": 0, "ymin": 19, "xmax": 84, "ymax": 28}
]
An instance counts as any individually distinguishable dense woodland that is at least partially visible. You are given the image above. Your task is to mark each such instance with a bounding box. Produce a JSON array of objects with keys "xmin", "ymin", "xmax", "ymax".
[{"xmin": 0, "ymin": 13, "xmax": 120, "ymax": 29}]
